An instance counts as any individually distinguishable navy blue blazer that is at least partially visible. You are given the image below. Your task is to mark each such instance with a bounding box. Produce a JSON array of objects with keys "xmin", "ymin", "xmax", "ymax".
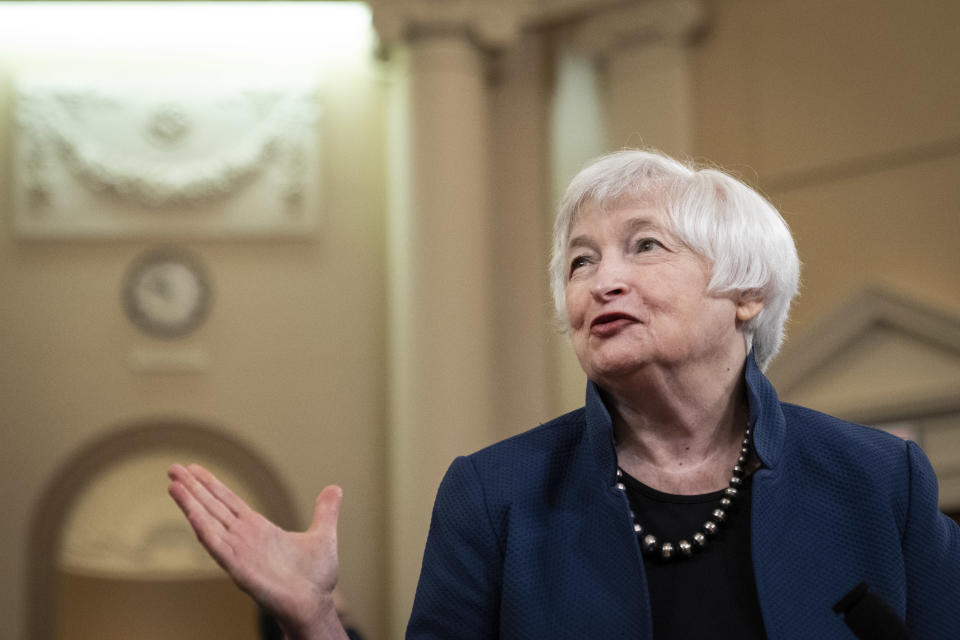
[{"xmin": 407, "ymin": 356, "xmax": 960, "ymax": 638}]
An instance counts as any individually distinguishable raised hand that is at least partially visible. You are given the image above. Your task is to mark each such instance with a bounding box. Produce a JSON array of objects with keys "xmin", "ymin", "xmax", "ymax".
[{"xmin": 167, "ymin": 463, "xmax": 349, "ymax": 640}]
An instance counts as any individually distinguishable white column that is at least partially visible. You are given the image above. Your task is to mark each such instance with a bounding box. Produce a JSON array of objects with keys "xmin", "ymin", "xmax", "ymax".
[
  {"xmin": 370, "ymin": 0, "xmax": 708, "ymax": 631},
  {"xmin": 571, "ymin": 0, "xmax": 706, "ymax": 156},
  {"xmin": 547, "ymin": 46, "xmax": 609, "ymax": 412},
  {"xmin": 371, "ymin": 2, "xmax": 524, "ymax": 634},
  {"xmin": 547, "ymin": 0, "xmax": 707, "ymax": 412}
]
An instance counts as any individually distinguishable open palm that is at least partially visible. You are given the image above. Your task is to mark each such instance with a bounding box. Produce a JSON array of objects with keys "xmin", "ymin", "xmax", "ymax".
[{"xmin": 168, "ymin": 463, "xmax": 346, "ymax": 638}]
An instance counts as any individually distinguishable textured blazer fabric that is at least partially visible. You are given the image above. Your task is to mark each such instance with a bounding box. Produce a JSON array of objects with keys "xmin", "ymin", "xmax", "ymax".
[{"xmin": 407, "ymin": 355, "xmax": 960, "ymax": 638}]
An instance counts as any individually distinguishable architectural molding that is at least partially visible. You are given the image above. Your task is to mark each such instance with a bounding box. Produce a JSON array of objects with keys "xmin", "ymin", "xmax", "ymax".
[
  {"xmin": 27, "ymin": 419, "xmax": 298, "ymax": 640},
  {"xmin": 768, "ymin": 287, "xmax": 960, "ymax": 424},
  {"xmin": 369, "ymin": 0, "xmax": 532, "ymax": 50},
  {"xmin": 569, "ymin": 0, "xmax": 706, "ymax": 58},
  {"xmin": 368, "ymin": 0, "xmax": 706, "ymax": 53},
  {"xmin": 524, "ymin": 0, "xmax": 638, "ymax": 26},
  {"xmin": 13, "ymin": 74, "xmax": 323, "ymax": 240}
]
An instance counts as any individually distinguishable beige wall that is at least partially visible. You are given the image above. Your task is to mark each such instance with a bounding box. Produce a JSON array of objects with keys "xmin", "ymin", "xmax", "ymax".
[
  {"xmin": 692, "ymin": 0, "xmax": 960, "ymax": 341},
  {"xmin": 1, "ymin": 1, "xmax": 958, "ymax": 639}
]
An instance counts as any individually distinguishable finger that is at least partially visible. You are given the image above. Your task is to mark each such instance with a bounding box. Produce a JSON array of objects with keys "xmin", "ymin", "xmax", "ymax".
[
  {"xmin": 187, "ymin": 463, "xmax": 255, "ymax": 521},
  {"xmin": 309, "ymin": 485, "xmax": 343, "ymax": 534},
  {"xmin": 168, "ymin": 479, "xmax": 232, "ymax": 561},
  {"xmin": 167, "ymin": 477, "xmax": 197, "ymax": 520},
  {"xmin": 167, "ymin": 462, "xmax": 192, "ymax": 483},
  {"xmin": 168, "ymin": 463, "xmax": 236, "ymax": 528}
]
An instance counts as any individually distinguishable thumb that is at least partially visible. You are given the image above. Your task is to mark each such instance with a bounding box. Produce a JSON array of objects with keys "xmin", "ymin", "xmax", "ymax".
[{"xmin": 309, "ymin": 485, "xmax": 343, "ymax": 533}]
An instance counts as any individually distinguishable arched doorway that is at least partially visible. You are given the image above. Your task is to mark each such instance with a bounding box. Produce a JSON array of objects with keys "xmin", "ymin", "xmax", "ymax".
[{"xmin": 27, "ymin": 419, "xmax": 298, "ymax": 640}]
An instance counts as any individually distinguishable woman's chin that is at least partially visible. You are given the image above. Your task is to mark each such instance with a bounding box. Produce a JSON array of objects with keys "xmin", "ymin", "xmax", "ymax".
[{"xmin": 584, "ymin": 356, "xmax": 650, "ymax": 383}]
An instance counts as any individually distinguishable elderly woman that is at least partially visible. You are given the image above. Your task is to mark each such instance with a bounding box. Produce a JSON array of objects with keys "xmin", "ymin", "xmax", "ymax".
[{"xmin": 169, "ymin": 149, "xmax": 960, "ymax": 639}]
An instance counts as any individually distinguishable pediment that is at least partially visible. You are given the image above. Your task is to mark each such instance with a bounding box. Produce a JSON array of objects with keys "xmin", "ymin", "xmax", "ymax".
[{"xmin": 767, "ymin": 287, "xmax": 960, "ymax": 424}]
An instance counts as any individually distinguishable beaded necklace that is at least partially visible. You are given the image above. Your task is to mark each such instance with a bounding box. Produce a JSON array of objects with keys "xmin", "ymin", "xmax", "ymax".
[{"xmin": 616, "ymin": 426, "xmax": 752, "ymax": 561}]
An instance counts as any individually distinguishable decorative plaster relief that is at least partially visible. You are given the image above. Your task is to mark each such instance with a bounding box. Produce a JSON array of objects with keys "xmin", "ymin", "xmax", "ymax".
[
  {"xmin": 58, "ymin": 449, "xmax": 272, "ymax": 578},
  {"xmin": 13, "ymin": 73, "xmax": 323, "ymax": 240}
]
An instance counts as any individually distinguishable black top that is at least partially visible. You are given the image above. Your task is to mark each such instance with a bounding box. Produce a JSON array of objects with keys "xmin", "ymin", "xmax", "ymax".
[{"xmin": 620, "ymin": 471, "xmax": 768, "ymax": 639}]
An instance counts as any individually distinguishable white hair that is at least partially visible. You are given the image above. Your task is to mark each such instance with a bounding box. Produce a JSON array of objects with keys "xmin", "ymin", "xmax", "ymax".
[{"xmin": 549, "ymin": 149, "xmax": 800, "ymax": 371}]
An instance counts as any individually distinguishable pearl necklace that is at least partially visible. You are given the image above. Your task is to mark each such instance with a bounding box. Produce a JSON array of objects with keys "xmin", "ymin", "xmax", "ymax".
[{"xmin": 615, "ymin": 426, "xmax": 752, "ymax": 561}]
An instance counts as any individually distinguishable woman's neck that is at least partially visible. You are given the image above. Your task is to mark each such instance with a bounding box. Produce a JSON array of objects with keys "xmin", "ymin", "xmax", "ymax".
[{"xmin": 604, "ymin": 359, "xmax": 751, "ymax": 494}]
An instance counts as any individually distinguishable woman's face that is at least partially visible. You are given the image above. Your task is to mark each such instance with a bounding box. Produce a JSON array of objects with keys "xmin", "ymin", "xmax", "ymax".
[{"xmin": 564, "ymin": 201, "xmax": 752, "ymax": 384}]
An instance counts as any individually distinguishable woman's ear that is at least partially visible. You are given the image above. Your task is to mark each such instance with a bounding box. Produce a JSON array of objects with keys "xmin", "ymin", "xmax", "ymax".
[{"xmin": 735, "ymin": 290, "xmax": 764, "ymax": 324}]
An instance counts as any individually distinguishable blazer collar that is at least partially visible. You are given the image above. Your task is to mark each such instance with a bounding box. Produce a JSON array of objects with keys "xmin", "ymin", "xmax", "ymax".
[
  {"xmin": 584, "ymin": 379, "xmax": 618, "ymax": 482},
  {"xmin": 583, "ymin": 351, "xmax": 787, "ymax": 475},
  {"xmin": 744, "ymin": 351, "xmax": 786, "ymax": 470}
]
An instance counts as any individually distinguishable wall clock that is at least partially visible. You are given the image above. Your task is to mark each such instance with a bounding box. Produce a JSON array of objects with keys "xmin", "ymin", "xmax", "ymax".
[{"xmin": 122, "ymin": 248, "xmax": 212, "ymax": 339}]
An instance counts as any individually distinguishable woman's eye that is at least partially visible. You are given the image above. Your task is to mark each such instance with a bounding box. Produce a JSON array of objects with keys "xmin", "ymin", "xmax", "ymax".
[
  {"xmin": 636, "ymin": 238, "xmax": 662, "ymax": 252},
  {"xmin": 569, "ymin": 255, "xmax": 590, "ymax": 274}
]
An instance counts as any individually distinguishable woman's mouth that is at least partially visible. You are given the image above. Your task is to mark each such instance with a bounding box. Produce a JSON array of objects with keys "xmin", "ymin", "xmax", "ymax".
[{"xmin": 590, "ymin": 313, "xmax": 637, "ymax": 336}]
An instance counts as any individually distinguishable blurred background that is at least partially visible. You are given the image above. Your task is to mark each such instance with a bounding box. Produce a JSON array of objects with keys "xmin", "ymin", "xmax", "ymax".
[{"xmin": 1, "ymin": 1, "xmax": 958, "ymax": 639}]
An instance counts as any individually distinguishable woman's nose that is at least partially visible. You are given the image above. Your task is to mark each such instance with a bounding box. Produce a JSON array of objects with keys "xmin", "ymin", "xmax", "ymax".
[{"xmin": 590, "ymin": 260, "xmax": 628, "ymax": 300}]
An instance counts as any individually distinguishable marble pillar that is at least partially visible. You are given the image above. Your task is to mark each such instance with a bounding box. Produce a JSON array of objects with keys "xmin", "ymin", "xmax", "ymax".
[
  {"xmin": 370, "ymin": 2, "xmax": 525, "ymax": 633},
  {"xmin": 550, "ymin": 0, "xmax": 707, "ymax": 411},
  {"xmin": 369, "ymin": 0, "xmax": 708, "ymax": 632},
  {"xmin": 572, "ymin": 0, "xmax": 705, "ymax": 155}
]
